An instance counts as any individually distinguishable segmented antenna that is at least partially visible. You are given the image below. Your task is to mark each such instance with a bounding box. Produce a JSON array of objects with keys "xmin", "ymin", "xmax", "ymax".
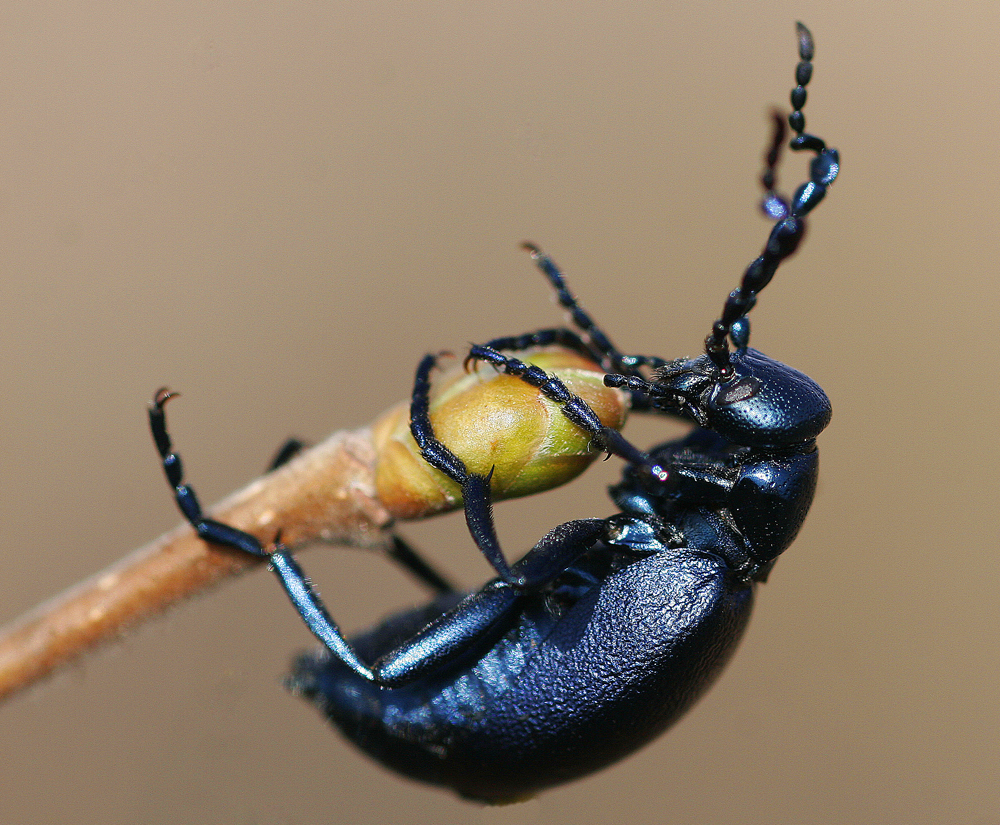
[{"xmin": 705, "ymin": 22, "xmax": 840, "ymax": 375}]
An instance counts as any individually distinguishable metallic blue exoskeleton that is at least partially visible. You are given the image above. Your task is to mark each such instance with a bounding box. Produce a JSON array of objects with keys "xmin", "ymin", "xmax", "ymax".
[{"xmin": 150, "ymin": 23, "xmax": 837, "ymax": 802}]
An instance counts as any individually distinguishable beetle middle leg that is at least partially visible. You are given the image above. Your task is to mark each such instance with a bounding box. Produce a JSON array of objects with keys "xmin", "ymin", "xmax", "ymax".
[
  {"xmin": 385, "ymin": 535, "xmax": 454, "ymax": 595},
  {"xmin": 472, "ymin": 245, "xmax": 671, "ymax": 413},
  {"xmin": 407, "ymin": 354, "xmax": 523, "ymax": 585},
  {"xmin": 519, "ymin": 243, "xmax": 669, "ymax": 378},
  {"xmin": 266, "ymin": 437, "xmax": 308, "ymax": 472},
  {"xmin": 408, "ymin": 348, "xmax": 660, "ymax": 590}
]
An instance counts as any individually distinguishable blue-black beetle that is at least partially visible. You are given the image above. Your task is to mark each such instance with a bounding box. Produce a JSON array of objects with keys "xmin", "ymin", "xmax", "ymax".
[{"xmin": 150, "ymin": 23, "xmax": 838, "ymax": 802}]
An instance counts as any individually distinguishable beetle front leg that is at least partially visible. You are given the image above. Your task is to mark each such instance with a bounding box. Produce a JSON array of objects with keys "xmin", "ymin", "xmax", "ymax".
[
  {"xmin": 465, "ymin": 345, "xmax": 652, "ymax": 468},
  {"xmin": 473, "ymin": 326, "xmax": 665, "ymax": 413},
  {"xmin": 477, "ymin": 326, "xmax": 600, "ymax": 364},
  {"xmin": 410, "ymin": 350, "xmax": 650, "ymax": 587},
  {"xmin": 521, "ymin": 243, "xmax": 668, "ymax": 377}
]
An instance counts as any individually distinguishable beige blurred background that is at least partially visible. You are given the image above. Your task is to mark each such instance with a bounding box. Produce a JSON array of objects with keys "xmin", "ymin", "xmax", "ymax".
[{"xmin": 2, "ymin": 2, "xmax": 997, "ymax": 823}]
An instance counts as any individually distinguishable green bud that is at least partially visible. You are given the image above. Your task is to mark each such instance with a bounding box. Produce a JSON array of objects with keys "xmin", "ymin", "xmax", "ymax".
[{"xmin": 373, "ymin": 348, "xmax": 629, "ymax": 519}]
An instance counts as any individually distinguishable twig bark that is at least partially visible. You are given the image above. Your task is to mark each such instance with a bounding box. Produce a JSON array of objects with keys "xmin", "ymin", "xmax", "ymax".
[
  {"xmin": 0, "ymin": 426, "xmax": 392, "ymax": 703},
  {"xmin": 0, "ymin": 347, "xmax": 622, "ymax": 704}
]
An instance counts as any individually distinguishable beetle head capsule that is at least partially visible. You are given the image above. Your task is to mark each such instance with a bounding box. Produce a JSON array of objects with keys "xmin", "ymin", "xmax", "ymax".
[
  {"xmin": 706, "ymin": 348, "xmax": 831, "ymax": 448},
  {"xmin": 651, "ymin": 348, "xmax": 830, "ymax": 449},
  {"xmin": 651, "ymin": 347, "xmax": 831, "ymax": 449}
]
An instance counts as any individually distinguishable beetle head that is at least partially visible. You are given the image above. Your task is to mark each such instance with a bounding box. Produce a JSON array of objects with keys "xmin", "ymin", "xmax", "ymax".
[{"xmin": 652, "ymin": 347, "xmax": 830, "ymax": 449}]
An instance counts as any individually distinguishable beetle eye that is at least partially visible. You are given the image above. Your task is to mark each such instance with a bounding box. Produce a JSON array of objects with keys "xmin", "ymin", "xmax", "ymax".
[{"xmin": 713, "ymin": 375, "xmax": 761, "ymax": 407}]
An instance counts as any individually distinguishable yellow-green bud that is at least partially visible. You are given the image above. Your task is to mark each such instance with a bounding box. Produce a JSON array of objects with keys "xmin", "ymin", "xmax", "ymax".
[{"xmin": 372, "ymin": 348, "xmax": 629, "ymax": 519}]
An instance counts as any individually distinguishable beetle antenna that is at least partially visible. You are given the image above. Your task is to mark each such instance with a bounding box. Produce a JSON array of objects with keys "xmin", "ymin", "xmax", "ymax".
[
  {"xmin": 704, "ymin": 21, "xmax": 839, "ymax": 375},
  {"xmin": 760, "ymin": 110, "xmax": 788, "ymax": 221}
]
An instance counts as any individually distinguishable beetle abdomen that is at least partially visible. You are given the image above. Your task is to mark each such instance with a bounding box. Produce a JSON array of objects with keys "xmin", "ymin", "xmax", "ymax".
[{"xmin": 289, "ymin": 548, "xmax": 754, "ymax": 802}]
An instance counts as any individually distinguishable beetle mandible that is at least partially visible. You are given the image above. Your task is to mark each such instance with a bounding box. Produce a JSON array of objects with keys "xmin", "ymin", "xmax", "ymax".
[{"xmin": 150, "ymin": 22, "xmax": 838, "ymax": 802}]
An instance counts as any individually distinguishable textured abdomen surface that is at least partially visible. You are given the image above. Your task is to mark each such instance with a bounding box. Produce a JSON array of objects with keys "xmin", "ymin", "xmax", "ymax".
[{"xmin": 290, "ymin": 548, "xmax": 754, "ymax": 802}]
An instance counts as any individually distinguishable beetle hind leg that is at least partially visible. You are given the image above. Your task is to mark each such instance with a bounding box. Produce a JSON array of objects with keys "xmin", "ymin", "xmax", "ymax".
[
  {"xmin": 149, "ymin": 388, "xmax": 270, "ymax": 558},
  {"xmin": 149, "ymin": 388, "xmax": 381, "ymax": 680},
  {"xmin": 258, "ymin": 430, "xmax": 454, "ymax": 594}
]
